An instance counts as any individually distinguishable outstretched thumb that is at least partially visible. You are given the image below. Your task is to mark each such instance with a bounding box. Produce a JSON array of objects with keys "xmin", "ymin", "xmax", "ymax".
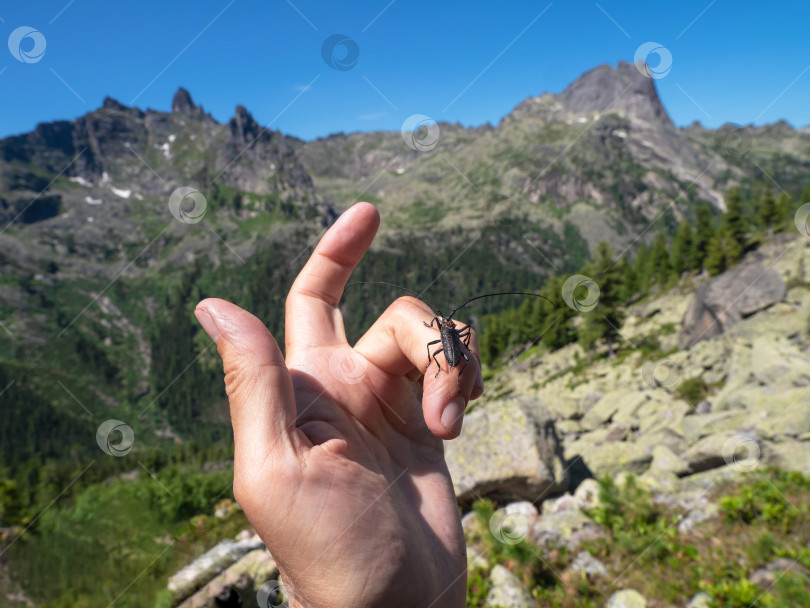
[{"xmin": 195, "ymin": 298, "xmax": 298, "ymax": 470}]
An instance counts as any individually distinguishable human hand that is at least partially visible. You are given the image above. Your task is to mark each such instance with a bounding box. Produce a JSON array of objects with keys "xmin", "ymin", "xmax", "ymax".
[{"xmin": 194, "ymin": 202, "xmax": 483, "ymax": 607}]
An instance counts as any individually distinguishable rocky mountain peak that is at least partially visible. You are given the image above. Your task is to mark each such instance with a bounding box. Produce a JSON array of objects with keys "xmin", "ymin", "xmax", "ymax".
[
  {"xmin": 171, "ymin": 87, "xmax": 197, "ymax": 114},
  {"xmin": 101, "ymin": 96, "xmax": 129, "ymax": 112},
  {"xmin": 557, "ymin": 61, "xmax": 671, "ymax": 125},
  {"xmin": 229, "ymin": 104, "xmax": 265, "ymax": 144}
]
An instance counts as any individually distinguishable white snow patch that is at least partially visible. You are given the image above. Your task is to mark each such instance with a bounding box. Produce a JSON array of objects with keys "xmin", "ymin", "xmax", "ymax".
[
  {"xmin": 642, "ymin": 140, "xmax": 654, "ymax": 148},
  {"xmin": 87, "ymin": 216, "xmax": 94, "ymax": 223},
  {"xmin": 577, "ymin": 117, "xmax": 587, "ymax": 123},
  {"xmin": 111, "ymin": 187, "xmax": 131, "ymax": 199},
  {"xmin": 190, "ymin": 134, "xmax": 196, "ymax": 141},
  {"xmin": 168, "ymin": 134, "xmax": 176, "ymax": 143},
  {"xmin": 134, "ymin": 193, "xmax": 144, "ymax": 200},
  {"xmin": 85, "ymin": 196, "xmax": 103, "ymax": 205},
  {"xmin": 396, "ymin": 168, "xmax": 405, "ymax": 175},
  {"xmin": 102, "ymin": 172, "xmax": 111, "ymax": 184},
  {"xmin": 68, "ymin": 176, "xmax": 92, "ymax": 187},
  {"xmin": 159, "ymin": 142, "xmax": 171, "ymax": 159},
  {"xmin": 613, "ymin": 130, "xmax": 627, "ymax": 139}
]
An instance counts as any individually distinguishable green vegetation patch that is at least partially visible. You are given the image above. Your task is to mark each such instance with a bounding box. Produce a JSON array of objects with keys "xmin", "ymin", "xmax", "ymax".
[{"xmin": 465, "ymin": 469, "xmax": 810, "ymax": 607}]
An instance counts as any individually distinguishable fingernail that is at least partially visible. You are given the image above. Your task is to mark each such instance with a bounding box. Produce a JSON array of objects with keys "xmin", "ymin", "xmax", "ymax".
[
  {"xmin": 441, "ymin": 396, "xmax": 466, "ymax": 437},
  {"xmin": 195, "ymin": 308, "xmax": 219, "ymax": 343}
]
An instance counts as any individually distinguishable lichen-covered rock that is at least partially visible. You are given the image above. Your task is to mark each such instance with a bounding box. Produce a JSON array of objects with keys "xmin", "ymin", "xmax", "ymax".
[
  {"xmin": 466, "ymin": 546, "xmax": 489, "ymax": 571},
  {"xmin": 686, "ymin": 592, "xmax": 712, "ymax": 608},
  {"xmin": 568, "ymin": 551, "xmax": 608, "ymax": 578},
  {"xmin": 541, "ymin": 493, "xmax": 579, "ymax": 515},
  {"xmin": 749, "ymin": 558, "xmax": 810, "ymax": 588},
  {"xmin": 488, "ymin": 501, "xmax": 540, "ymax": 546},
  {"xmin": 445, "ymin": 398, "xmax": 568, "ymax": 504},
  {"xmin": 177, "ymin": 548, "xmax": 278, "ymax": 608},
  {"xmin": 682, "ymin": 431, "xmax": 760, "ymax": 473},
  {"xmin": 762, "ymin": 438, "xmax": 810, "ymax": 475},
  {"xmin": 564, "ymin": 440, "xmax": 652, "ymax": 479},
  {"xmin": 168, "ymin": 532, "xmax": 265, "ymax": 602},
  {"xmin": 605, "ymin": 588, "xmax": 647, "ymax": 608},
  {"xmin": 680, "ymin": 261, "xmax": 786, "ymax": 349},
  {"xmin": 648, "ymin": 445, "xmax": 691, "ymax": 476},
  {"xmin": 682, "ymin": 410, "xmax": 751, "ymax": 445},
  {"xmin": 580, "ymin": 390, "xmax": 649, "ymax": 432},
  {"xmin": 531, "ymin": 509, "xmax": 607, "ymax": 552},
  {"xmin": 676, "ymin": 497, "xmax": 719, "ymax": 533},
  {"xmin": 637, "ymin": 470, "xmax": 680, "ymax": 495},
  {"xmin": 573, "ymin": 478, "xmax": 603, "ymax": 511},
  {"xmin": 485, "ymin": 565, "xmax": 534, "ymax": 608}
]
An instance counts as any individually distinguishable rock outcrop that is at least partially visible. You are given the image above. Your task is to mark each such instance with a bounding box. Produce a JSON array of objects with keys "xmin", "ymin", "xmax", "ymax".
[
  {"xmin": 167, "ymin": 532, "xmax": 265, "ymax": 603},
  {"xmin": 679, "ymin": 260, "xmax": 786, "ymax": 349},
  {"xmin": 444, "ymin": 397, "xmax": 568, "ymax": 505},
  {"xmin": 177, "ymin": 549, "xmax": 279, "ymax": 608}
]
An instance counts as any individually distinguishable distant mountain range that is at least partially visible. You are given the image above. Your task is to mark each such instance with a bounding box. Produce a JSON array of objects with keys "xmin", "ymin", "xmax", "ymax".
[
  {"xmin": 2, "ymin": 60, "xmax": 809, "ymax": 284},
  {"xmin": 2, "ymin": 59, "xmax": 810, "ymax": 471}
]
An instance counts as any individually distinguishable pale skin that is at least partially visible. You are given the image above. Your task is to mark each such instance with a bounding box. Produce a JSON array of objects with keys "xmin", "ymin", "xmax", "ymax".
[{"xmin": 194, "ymin": 202, "xmax": 483, "ymax": 608}]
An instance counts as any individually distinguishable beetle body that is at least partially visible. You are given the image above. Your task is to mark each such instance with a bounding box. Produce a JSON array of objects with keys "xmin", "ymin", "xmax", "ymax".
[
  {"xmin": 441, "ymin": 322, "xmax": 463, "ymax": 367},
  {"xmin": 425, "ymin": 316, "xmax": 472, "ymax": 384}
]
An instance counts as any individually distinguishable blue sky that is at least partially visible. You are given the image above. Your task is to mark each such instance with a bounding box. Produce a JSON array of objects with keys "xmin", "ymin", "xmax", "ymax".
[{"xmin": 1, "ymin": 0, "xmax": 809, "ymax": 140}]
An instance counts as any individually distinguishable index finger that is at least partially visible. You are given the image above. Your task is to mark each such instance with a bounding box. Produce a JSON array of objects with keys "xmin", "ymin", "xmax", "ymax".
[{"xmin": 285, "ymin": 202, "xmax": 380, "ymax": 359}]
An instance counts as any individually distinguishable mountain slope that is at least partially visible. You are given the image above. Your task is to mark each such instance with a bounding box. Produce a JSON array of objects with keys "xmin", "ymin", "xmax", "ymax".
[{"xmin": 0, "ymin": 61, "xmax": 809, "ymax": 526}]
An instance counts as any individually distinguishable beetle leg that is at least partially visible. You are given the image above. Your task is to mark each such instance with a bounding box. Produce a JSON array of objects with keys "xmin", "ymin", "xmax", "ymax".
[
  {"xmin": 431, "ymin": 347, "xmax": 443, "ymax": 377},
  {"xmin": 458, "ymin": 326, "xmax": 472, "ymax": 348},
  {"xmin": 456, "ymin": 353, "xmax": 469, "ymax": 385},
  {"xmin": 423, "ymin": 316, "xmax": 440, "ymax": 329},
  {"xmin": 425, "ymin": 339, "xmax": 441, "ymax": 371}
]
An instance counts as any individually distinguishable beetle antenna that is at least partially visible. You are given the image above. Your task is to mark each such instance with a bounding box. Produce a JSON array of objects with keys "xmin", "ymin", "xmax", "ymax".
[
  {"xmin": 347, "ymin": 281, "xmax": 444, "ymax": 316},
  {"xmin": 448, "ymin": 291, "xmax": 553, "ymax": 319}
]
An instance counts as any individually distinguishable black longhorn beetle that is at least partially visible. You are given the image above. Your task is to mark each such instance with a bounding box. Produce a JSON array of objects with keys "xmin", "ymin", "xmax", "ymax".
[{"xmin": 350, "ymin": 282, "xmax": 552, "ymax": 384}]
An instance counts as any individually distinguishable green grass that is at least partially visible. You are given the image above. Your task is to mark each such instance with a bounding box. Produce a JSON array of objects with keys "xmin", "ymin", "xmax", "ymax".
[
  {"xmin": 677, "ymin": 376, "xmax": 710, "ymax": 404},
  {"xmin": 8, "ymin": 465, "xmax": 245, "ymax": 608}
]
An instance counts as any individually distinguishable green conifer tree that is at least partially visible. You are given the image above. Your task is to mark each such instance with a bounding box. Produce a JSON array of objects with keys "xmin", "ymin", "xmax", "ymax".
[
  {"xmin": 723, "ymin": 186, "xmax": 747, "ymax": 251},
  {"xmin": 693, "ymin": 205, "xmax": 715, "ymax": 270},
  {"xmin": 649, "ymin": 232, "xmax": 672, "ymax": 285},
  {"xmin": 758, "ymin": 187, "xmax": 778, "ymax": 234},
  {"xmin": 705, "ymin": 227, "xmax": 742, "ymax": 276},
  {"xmin": 801, "ymin": 185, "xmax": 810, "ymax": 205},
  {"xmin": 634, "ymin": 243, "xmax": 651, "ymax": 295},
  {"xmin": 480, "ymin": 314, "xmax": 505, "ymax": 366},
  {"xmin": 578, "ymin": 242, "xmax": 626, "ymax": 357},
  {"xmin": 539, "ymin": 276, "xmax": 575, "ymax": 350},
  {"xmin": 619, "ymin": 256, "xmax": 639, "ymax": 301},
  {"xmin": 775, "ymin": 192, "xmax": 794, "ymax": 232},
  {"xmin": 672, "ymin": 222, "xmax": 694, "ymax": 275}
]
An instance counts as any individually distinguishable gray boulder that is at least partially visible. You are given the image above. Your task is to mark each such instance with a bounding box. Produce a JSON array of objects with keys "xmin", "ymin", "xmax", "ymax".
[
  {"xmin": 749, "ymin": 558, "xmax": 810, "ymax": 588},
  {"xmin": 569, "ymin": 551, "xmax": 608, "ymax": 579},
  {"xmin": 605, "ymin": 589, "xmax": 647, "ymax": 608},
  {"xmin": 531, "ymin": 510, "xmax": 607, "ymax": 553},
  {"xmin": 485, "ymin": 565, "xmax": 534, "ymax": 608},
  {"xmin": 445, "ymin": 398, "xmax": 568, "ymax": 505},
  {"xmin": 686, "ymin": 593, "xmax": 711, "ymax": 608},
  {"xmin": 177, "ymin": 549, "xmax": 279, "ymax": 608},
  {"xmin": 168, "ymin": 532, "xmax": 265, "ymax": 602},
  {"xmin": 680, "ymin": 261, "xmax": 786, "ymax": 349}
]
